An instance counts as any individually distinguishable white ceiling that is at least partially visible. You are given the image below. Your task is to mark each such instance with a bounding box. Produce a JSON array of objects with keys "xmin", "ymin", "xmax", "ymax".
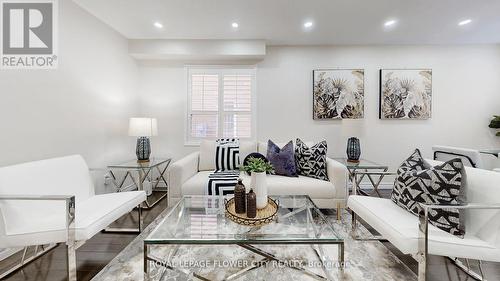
[{"xmin": 73, "ymin": 0, "xmax": 500, "ymax": 45}]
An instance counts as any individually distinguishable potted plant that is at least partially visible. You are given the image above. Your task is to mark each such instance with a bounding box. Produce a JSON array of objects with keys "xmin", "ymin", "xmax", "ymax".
[
  {"xmin": 489, "ymin": 116, "xmax": 500, "ymax": 136},
  {"xmin": 241, "ymin": 157, "xmax": 274, "ymax": 209}
]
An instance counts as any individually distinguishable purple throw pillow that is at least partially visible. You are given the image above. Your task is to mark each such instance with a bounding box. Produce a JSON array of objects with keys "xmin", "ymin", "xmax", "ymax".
[{"xmin": 266, "ymin": 140, "xmax": 298, "ymax": 177}]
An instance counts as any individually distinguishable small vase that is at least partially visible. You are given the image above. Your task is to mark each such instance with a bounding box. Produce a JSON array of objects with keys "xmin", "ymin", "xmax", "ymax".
[
  {"xmin": 234, "ymin": 179, "xmax": 246, "ymax": 214},
  {"xmin": 246, "ymin": 189, "xmax": 256, "ymax": 218},
  {"xmin": 251, "ymin": 171, "xmax": 267, "ymax": 209}
]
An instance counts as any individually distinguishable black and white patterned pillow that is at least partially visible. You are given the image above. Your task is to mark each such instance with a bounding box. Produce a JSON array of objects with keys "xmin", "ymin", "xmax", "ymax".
[
  {"xmin": 391, "ymin": 149, "xmax": 430, "ymax": 204},
  {"xmin": 392, "ymin": 150, "xmax": 465, "ymax": 236},
  {"xmin": 295, "ymin": 139, "xmax": 328, "ymax": 181},
  {"xmin": 215, "ymin": 138, "xmax": 240, "ymax": 171}
]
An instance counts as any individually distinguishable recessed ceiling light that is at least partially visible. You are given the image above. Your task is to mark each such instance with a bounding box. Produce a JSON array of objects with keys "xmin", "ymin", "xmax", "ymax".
[
  {"xmin": 304, "ymin": 21, "xmax": 313, "ymax": 28},
  {"xmin": 153, "ymin": 22, "xmax": 163, "ymax": 29},
  {"xmin": 232, "ymin": 22, "xmax": 239, "ymax": 28},
  {"xmin": 384, "ymin": 20, "xmax": 397, "ymax": 27},
  {"xmin": 458, "ymin": 19, "xmax": 472, "ymax": 26}
]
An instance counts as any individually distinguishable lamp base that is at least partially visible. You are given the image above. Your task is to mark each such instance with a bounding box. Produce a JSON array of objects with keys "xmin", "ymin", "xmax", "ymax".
[
  {"xmin": 346, "ymin": 137, "xmax": 361, "ymax": 162},
  {"xmin": 136, "ymin": 137, "xmax": 151, "ymax": 162},
  {"xmin": 137, "ymin": 159, "xmax": 150, "ymax": 163},
  {"xmin": 347, "ymin": 159, "xmax": 360, "ymax": 163}
]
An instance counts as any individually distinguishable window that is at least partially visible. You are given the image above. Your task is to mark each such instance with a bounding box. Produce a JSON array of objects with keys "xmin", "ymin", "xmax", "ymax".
[{"xmin": 187, "ymin": 67, "xmax": 256, "ymax": 144}]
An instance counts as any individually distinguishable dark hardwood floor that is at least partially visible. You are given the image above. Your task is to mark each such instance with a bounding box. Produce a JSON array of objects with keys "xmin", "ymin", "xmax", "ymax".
[{"xmin": 1, "ymin": 190, "xmax": 499, "ymax": 281}]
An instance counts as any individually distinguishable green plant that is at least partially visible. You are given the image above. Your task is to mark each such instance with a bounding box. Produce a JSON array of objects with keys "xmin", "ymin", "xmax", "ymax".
[
  {"xmin": 489, "ymin": 115, "xmax": 500, "ymax": 136},
  {"xmin": 241, "ymin": 157, "xmax": 274, "ymax": 174}
]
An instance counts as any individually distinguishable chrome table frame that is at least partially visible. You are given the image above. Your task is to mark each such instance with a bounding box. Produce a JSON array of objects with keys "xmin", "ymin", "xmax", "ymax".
[
  {"xmin": 0, "ymin": 195, "xmax": 76, "ymax": 281},
  {"xmin": 108, "ymin": 158, "xmax": 171, "ymax": 209}
]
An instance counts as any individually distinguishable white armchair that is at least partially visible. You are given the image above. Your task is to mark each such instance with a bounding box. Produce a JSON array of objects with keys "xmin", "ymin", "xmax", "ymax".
[
  {"xmin": 0, "ymin": 155, "xmax": 146, "ymax": 280},
  {"xmin": 432, "ymin": 145, "xmax": 485, "ymax": 168},
  {"xmin": 348, "ymin": 161, "xmax": 500, "ymax": 281}
]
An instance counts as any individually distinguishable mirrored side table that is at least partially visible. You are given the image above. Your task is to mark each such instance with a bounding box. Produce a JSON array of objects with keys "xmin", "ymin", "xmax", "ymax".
[{"xmin": 108, "ymin": 158, "xmax": 171, "ymax": 209}]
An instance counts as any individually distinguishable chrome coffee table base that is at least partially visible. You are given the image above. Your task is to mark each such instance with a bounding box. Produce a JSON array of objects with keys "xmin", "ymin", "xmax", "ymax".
[{"xmin": 144, "ymin": 242, "xmax": 344, "ymax": 281}]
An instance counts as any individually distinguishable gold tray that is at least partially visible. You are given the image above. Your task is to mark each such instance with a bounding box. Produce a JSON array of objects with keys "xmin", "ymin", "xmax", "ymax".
[{"xmin": 225, "ymin": 197, "xmax": 279, "ymax": 226}]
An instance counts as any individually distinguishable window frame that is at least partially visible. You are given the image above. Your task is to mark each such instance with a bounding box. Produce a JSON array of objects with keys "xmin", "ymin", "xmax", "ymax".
[{"xmin": 185, "ymin": 66, "xmax": 257, "ymax": 146}]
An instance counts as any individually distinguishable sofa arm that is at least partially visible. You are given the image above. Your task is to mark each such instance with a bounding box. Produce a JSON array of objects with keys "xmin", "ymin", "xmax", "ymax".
[
  {"xmin": 326, "ymin": 158, "xmax": 349, "ymax": 200},
  {"xmin": 168, "ymin": 152, "xmax": 199, "ymax": 204}
]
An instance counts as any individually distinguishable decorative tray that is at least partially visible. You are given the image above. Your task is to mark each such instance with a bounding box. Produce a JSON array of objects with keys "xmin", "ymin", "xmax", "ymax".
[{"xmin": 224, "ymin": 197, "xmax": 279, "ymax": 226}]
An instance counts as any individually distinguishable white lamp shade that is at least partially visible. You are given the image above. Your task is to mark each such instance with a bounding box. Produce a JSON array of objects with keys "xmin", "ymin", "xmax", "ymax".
[
  {"xmin": 128, "ymin": 118, "xmax": 158, "ymax": 137},
  {"xmin": 341, "ymin": 119, "xmax": 365, "ymax": 137}
]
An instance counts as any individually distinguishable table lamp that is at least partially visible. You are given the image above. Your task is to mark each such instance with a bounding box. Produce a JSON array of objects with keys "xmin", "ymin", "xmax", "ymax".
[
  {"xmin": 128, "ymin": 118, "xmax": 158, "ymax": 162},
  {"xmin": 341, "ymin": 119, "xmax": 365, "ymax": 163}
]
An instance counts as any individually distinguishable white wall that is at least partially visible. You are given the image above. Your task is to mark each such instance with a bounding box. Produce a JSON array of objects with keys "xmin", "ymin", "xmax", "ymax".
[
  {"xmin": 139, "ymin": 45, "xmax": 500, "ymax": 173},
  {"xmin": 258, "ymin": 45, "xmax": 500, "ymax": 170},
  {"xmin": 0, "ymin": 0, "xmax": 139, "ymax": 171}
]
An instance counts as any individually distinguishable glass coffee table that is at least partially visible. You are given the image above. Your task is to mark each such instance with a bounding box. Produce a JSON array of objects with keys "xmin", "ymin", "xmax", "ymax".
[{"xmin": 144, "ymin": 195, "xmax": 344, "ymax": 281}]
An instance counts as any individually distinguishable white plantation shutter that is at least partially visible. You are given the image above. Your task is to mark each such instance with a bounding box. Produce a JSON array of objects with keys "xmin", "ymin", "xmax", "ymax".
[
  {"xmin": 223, "ymin": 75, "xmax": 252, "ymax": 111},
  {"xmin": 191, "ymin": 75, "xmax": 218, "ymax": 111},
  {"xmin": 187, "ymin": 68, "xmax": 255, "ymax": 143}
]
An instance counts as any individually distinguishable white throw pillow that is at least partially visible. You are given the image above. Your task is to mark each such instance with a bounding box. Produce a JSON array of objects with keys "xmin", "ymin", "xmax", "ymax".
[{"xmin": 199, "ymin": 140, "xmax": 216, "ymax": 171}]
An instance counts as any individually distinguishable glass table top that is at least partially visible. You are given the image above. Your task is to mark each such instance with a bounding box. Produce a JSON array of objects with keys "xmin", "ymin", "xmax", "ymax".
[
  {"xmin": 332, "ymin": 157, "xmax": 388, "ymax": 169},
  {"xmin": 145, "ymin": 195, "xmax": 342, "ymax": 245},
  {"xmin": 107, "ymin": 158, "xmax": 171, "ymax": 169}
]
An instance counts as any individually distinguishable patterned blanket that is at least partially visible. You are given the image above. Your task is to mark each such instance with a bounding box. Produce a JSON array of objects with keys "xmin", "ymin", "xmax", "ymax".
[{"xmin": 207, "ymin": 170, "xmax": 240, "ymax": 196}]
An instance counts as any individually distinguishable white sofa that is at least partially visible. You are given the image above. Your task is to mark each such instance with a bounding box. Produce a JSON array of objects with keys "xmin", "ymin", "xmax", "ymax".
[
  {"xmin": 168, "ymin": 140, "xmax": 348, "ymax": 210},
  {"xmin": 0, "ymin": 155, "xmax": 146, "ymax": 280},
  {"xmin": 348, "ymin": 159, "xmax": 500, "ymax": 280}
]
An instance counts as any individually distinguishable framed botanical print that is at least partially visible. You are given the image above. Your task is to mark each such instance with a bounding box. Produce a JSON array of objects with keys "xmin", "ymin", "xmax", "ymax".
[
  {"xmin": 379, "ymin": 69, "xmax": 432, "ymax": 119},
  {"xmin": 313, "ymin": 69, "xmax": 364, "ymax": 119}
]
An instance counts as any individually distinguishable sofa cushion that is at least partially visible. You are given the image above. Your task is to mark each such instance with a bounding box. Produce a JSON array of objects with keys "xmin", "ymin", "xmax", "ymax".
[
  {"xmin": 267, "ymin": 140, "xmax": 298, "ymax": 177},
  {"xmin": 199, "ymin": 140, "xmax": 256, "ymax": 171},
  {"xmin": 181, "ymin": 171, "xmax": 336, "ymax": 199},
  {"xmin": 348, "ymin": 195, "xmax": 500, "ymax": 262},
  {"xmin": 295, "ymin": 139, "xmax": 329, "ymax": 181}
]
